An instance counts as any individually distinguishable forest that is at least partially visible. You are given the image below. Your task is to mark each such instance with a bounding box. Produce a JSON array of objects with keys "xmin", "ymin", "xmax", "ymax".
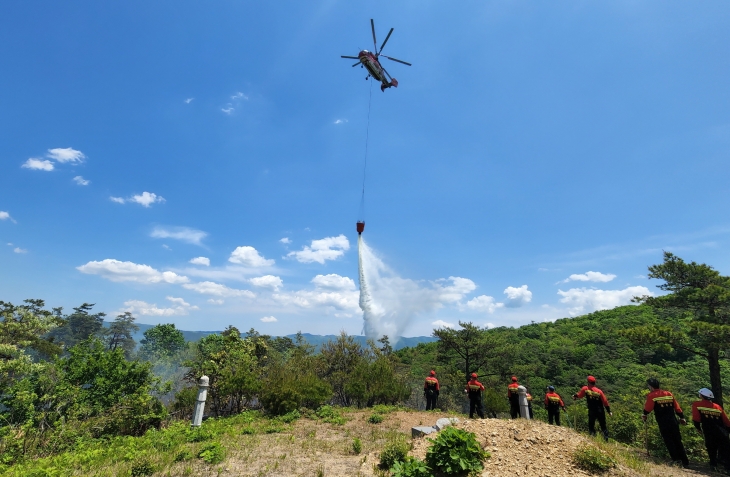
[{"xmin": 1, "ymin": 251, "xmax": 728, "ymax": 474}]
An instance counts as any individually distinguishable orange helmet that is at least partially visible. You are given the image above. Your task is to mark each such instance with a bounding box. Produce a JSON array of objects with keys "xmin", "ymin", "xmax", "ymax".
[
  {"xmin": 471, "ymin": 372, "xmax": 477, "ymax": 378},
  {"xmin": 429, "ymin": 370, "xmax": 436, "ymax": 376},
  {"xmin": 511, "ymin": 376, "xmax": 518, "ymax": 382},
  {"xmin": 587, "ymin": 375, "xmax": 596, "ymax": 383}
]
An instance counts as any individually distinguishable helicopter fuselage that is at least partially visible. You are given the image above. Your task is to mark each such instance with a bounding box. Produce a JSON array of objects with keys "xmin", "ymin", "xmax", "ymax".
[{"xmin": 358, "ymin": 50, "xmax": 398, "ymax": 90}]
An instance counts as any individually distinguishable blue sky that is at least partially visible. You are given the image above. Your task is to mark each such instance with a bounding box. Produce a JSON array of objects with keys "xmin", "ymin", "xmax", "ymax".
[{"xmin": 2, "ymin": 1, "xmax": 729, "ymax": 336}]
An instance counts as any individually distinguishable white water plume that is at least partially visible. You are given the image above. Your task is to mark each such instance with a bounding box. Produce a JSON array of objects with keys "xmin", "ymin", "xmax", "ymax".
[{"xmin": 358, "ymin": 236, "xmax": 473, "ymax": 342}]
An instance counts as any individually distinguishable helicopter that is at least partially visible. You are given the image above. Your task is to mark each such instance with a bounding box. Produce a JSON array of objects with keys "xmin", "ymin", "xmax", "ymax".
[{"xmin": 341, "ymin": 19, "xmax": 411, "ymax": 92}]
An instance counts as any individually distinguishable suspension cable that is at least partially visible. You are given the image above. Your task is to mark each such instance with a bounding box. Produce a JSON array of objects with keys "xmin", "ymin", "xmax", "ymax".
[{"xmin": 358, "ymin": 79, "xmax": 373, "ymax": 221}]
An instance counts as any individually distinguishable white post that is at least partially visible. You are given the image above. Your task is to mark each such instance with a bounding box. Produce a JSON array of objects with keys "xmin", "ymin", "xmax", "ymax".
[
  {"xmin": 517, "ymin": 385, "xmax": 530, "ymax": 420},
  {"xmin": 191, "ymin": 375, "xmax": 209, "ymax": 427}
]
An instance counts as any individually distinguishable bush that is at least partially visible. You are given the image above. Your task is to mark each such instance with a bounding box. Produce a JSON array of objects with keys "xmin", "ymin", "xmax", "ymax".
[
  {"xmin": 368, "ymin": 413, "xmax": 384, "ymax": 424},
  {"xmin": 391, "ymin": 456, "xmax": 431, "ymax": 477},
  {"xmin": 352, "ymin": 438, "xmax": 362, "ymax": 454},
  {"xmin": 380, "ymin": 436, "xmax": 410, "ymax": 469},
  {"xmin": 425, "ymin": 427, "xmax": 489, "ymax": 476},
  {"xmin": 259, "ymin": 367, "xmax": 332, "ymax": 415},
  {"xmin": 130, "ymin": 459, "xmax": 155, "ymax": 476},
  {"xmin": 186, "ymin": 427, "xmax": 215, "ymax": 442},
  {"xmin": 315, "ymin": 405, "xmax": 347, "ymax": 425},
  {"xmin": 174, "ymin": 449, "xmax": 193, "ymax": 462},
  {"xmin": 573, "ymin": 444, "xmax": 616, "ymax": 474},
  {"xmin": 610, "ymin": 410, "xmax": 641, "ymax": 445},
  {"xmin": 198, "ymin": 442, "xmax": 226, "ymax": 465},
  {"xmin": 276, "ymin": 409, "xmax": 300, "ymax": 423}
]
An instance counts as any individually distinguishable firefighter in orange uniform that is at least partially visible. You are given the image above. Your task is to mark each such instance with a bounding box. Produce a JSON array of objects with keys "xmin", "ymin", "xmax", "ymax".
[
  {"xmin": 465, "ymin": 373, "xmax": 485, "ymax": 419},
  {"xmin": 642, "ymin": 378, "xmax": 688, "ymax": 467},
  {"xmin": 545, "ymin": 386, "xmax": 566, "ymax": 426},
  {"xmin": 692, "ymin": 388, "xmax": 730, "ymax": 472},
  {"xmin": 424, "ymin": 370, "xmax": 440, "ymax": 411},
  {"xmin": 507, "ymin": 376, "xmax": 520, "ymax": 419},
  {"xmin": 573, "ymin": 375, "xmax": 612, "ymax": 441}
]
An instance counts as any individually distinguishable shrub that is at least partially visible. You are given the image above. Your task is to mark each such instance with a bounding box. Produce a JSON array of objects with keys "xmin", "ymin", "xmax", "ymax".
[
  {"xmin": 573, "ymin": 444, "xmax": 616, "ymax": 473},
  {"xmin": 198, "ymin": 441, "xmax": 226, "ymax": 465},
  {"xmin": 315, "ymin": 405, "xmax": 347, "ymax": 425},
  {"xmin": 352, "ymin": 438, "xmax": 362, "ymax": 454},
  {"xmin": 391, "ymin": 456, "xmax": 431, "ymax": 477},
  {"xmin": 130, "ymin": 459, "xmax": 155, "ymax": 476},
  {"xmin": 425, "ymin": 427, "xmax": 489, "ymax": 476},
  {"xmin": 174, "ymin": 449, "xmax": 194, "ymax": 462},
  {"xmin": 610, "ymin": 410, "xmax": 641, "ymax": 445},
  {"xmin": 368, "ymin": 413, "xmax": 384, "ymax": 424},
  {"xmin": 241, "ymin": 426, "xmax": 257, "ymax": 435},
  {"xmin": 372, "ymin": 404, "xmax": 399, "ymax": 414},
  {"xmin": 276, "ymin": 409, "xmax": 301, "ymax": 423},
  {"xmin": 379, "ymin": 436, "xmax": 410, "ymax": 469},
  {"xmin": 186, "ymin": 427, "xmax": 215, "ymax": 442},
  {"xmin": 259, "ymin": 366, "xmax": 331, "ymax": 416}
]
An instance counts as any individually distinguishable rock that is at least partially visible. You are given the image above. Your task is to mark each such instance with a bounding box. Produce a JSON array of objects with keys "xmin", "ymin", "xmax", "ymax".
[
  {"xmin": 411, "ymin": 426, "xmax": 437, "ymax": 438},
  {"xmin": 434, "ymin": 417, "xmax": 460, "ymax": 431}
]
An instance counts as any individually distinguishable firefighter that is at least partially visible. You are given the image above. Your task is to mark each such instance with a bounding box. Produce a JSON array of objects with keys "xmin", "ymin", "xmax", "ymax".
[
  {"xmin": 573, "ymin": 375, "xmax": 612, "ymax": 441},
  {"xmin": 691, "ymin": 388, "xmax": 730, "ymax": 473},
  {"xmin": 545, "ymin": 385, "xmax": 566, "ymax": 426},
  {"xmin": 642, "ymin": 378, "xmax": 689, "ymax": 468},
  {"xmin": 424, "ymin": 370, "xmax": 440, "ymax": 411},
  {"xmin": 507, "ymin": 376, "xmax": 520, "ymax": 419},
  {"xmin": 465, "ymin": 373, "xmax": 485, "ymax": 419},
  {"xmin": 526, "ymin": 391, "xmax": 534, "ymax": 419}
]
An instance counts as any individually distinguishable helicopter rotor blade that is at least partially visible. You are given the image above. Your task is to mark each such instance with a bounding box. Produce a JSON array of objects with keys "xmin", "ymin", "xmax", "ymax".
[
  {"xmin": 352, "ymin": 61, "xmax": 362, "ymax": 67},
  {"xmin": 382, "ymin": 55, "xmax": 412, "ymax": 66},
  {"xmin": 341, "ymin": 55, "xmax": 360, "ymax": 59},
  {"xmin": 379, "ymin": 28, "xmax": 394, "ymax": 54},
  {"xmin": 370, "ymin": 19, "xmax": 378, "ymax": 53},
  {"xmin": 381, "ymin": 65, "xmax": 393, "ymax": 81}
]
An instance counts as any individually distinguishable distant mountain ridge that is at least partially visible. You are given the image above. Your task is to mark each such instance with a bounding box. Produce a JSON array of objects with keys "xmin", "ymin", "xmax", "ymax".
[{"xmin": 106, "ymin": 323, "xmax": 437, "ymax": 351}]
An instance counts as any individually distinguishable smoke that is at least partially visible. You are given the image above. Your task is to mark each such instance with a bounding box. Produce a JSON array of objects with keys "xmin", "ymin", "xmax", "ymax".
[{"xmin": 358, "ymin": 236, "xmax": 473, "ymax": 342}]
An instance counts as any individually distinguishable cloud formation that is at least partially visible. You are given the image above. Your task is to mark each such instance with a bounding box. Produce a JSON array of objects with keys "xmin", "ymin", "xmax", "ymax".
[
  {"xmin": 288, "ymin": 235, "xmax": 350, "ymax": 264},
  {"xmin": 311, "ymin": 274, "xmax": 356, "ymax": 291},
  {"xmin": 432, "ymin": 319, "xmax": 455, "ymax": 329},
  {"xmin": 229, "ymin": 246, "xmax": 275, "ymax": 267},
  {"xmin": 182, "ymin": 281, "xmax": 255, "ymax": 298},
  {"xmin": 14, "ymin": 247, "xmax": 28, "ymax": 254},
  {"xmin": 77, "ymin": 259, "xmax": 189, "ymax": 284},
  {"xmin": 334, "ymin": 119, "xmax": 348, "ymax": 124},
  {"xmin": 73, "ymin": 176, "xmax": 90, "ymax": 186},
  {"xmin": 249, "ymin": 275, "xmax": 283, "ymax": 290},
  {"xmin": 122, "ymin": 296, "xmax": 198, "ymax": 316},
  {"xmin": 260, "ymin": 316, "xmax": 277, "ymax": 323},
  {"xmin": 503, "ymin": 285, "xmax": 532, "ymax": 308},
  {"xmin": 189, "ymin": 257, "xmax": 210, "ymax": 266},
  {"xmin": 465, "ymin": 295, "xmax": 504, "ymax": 313},
  {"xmin": 557, "ymin": 286, "xmax": 652, "ymax": 316},
  {"xmin": 110, "ymin": 192, "xmax": 165, "ymax": 207},
  {"xmin": 150, "ymin": 226, "xmax": 207, "ymax": 245},
  {"xmin": 0, "ymin": 211, "xmax": 15, "ymax": 223},
  {"xmin": 279, "ymin": 237, "xmax": 291, "ymax": 244},
  {"xmin": 22, "ymin": 158, "xmax": 54, "ymax": 171},
  {"xmin": 563, "ymin": 271, "xmax": 616, "ymax": 283},
  {"xmin": 47, "ymin": 148, "xmax": 85, "ymax": 163}
]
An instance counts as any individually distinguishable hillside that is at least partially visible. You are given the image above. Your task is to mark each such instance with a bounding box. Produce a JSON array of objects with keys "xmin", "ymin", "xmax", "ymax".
[{"xmin": 3, "ymin": 408, "xmax": 721, "ymax": 477}]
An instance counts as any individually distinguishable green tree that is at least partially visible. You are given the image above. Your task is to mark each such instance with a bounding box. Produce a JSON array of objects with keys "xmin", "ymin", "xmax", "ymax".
[
  {"xmin": 626, "ymin": 252, "xmax": 730, "ymax": 406},
  {"xmin": 433, "ymin": 322, "xmax": 511, "ymax": 382},
  {"xmin": 139, "ymin": 323, "xmax": 185, "ymax": 360},
  {"xmin": 47, "ymin": 303, "xmax": 105, "ymax": 350},
  {"xmin": 316, "ymin": 331, "xmax": 366, "ymax": 406},
  {"xmin": 102, "ymin": 311, "xmax": 138, "ymax": 358}
]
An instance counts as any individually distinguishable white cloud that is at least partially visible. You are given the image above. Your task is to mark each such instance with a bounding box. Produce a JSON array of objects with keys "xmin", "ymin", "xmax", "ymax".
[
  {"xmin": 311, "ymin": 274, "xmax": 356, "ymax": 291},
  {"xmin": 13, "ymin": 247, "xmax": 28, "ymax": 254},
  {"xmin": 221, "ymin": 106, "xmax": 234, "ymax": 114},
  {"xmin": 249, "ymin": 275, "xmax": 283, "ymax": 290},
  {"xmin": 182, "ymin": 281, "xmax": 255, "ymax": 298},
  {"xmin": 0, "ymin": 211, "xmax": 15, "ymax": 223},
  {"xmin": 436, "ymin": 277, "xmax": 477, "ymax": 303},
  {"xmin": 77, "ymin": 259, "xmax": 189, "ymax": 284},
  {"xmin": 563, "ymin": 271, "xmax": 616, "ymax": 283},
  {"xmin": 465, "ymin": 295, "xmax": 504, "ymax": 313},
  {"xmin": 557, "ymin": 286, "xmax": 653, "ymax": 316},
  {"xmin": 279, "ymin": 237, "xmax": 291, "ymax": 244},
  {"xmin": 110, "ymin": 192, "xmax": 165, "ymax": 207},
  {"xmin": 432, "ymin": 319, "xmax": 455, "ymax": 329},
  {"xmin": 231, "ymin": 92, "xmax": 248, "ymax": 101},
  {"xmin": 22, "ymin": 158, "xmax": 54, "ymax": 171},
  {"xmin": 151, "ymin": 226, "xmax": 207, "ymax": 245},
  {"xmin": 207, "ymin": 299, "xmax": 224, "ymax": 305},
  {"xmin": 122, "ymin": 296, "xmax": 198, "ymax": 317},
  {"xmin": 503, "ymin": 285, "xmax": 532, "ymax": 308},
  {"xmin": 287, "ymin": 235, "xmax": 350, "ymax": 264},
  {"xmin": 73, "ymin": 176, "xmax": 90, "ymax": 186},
  {"xmin": 47, "ymin": 147, "xmax": 85, "ymax": 164},
  {"xmin": 273, "ymin": 289, "xmax": 359, "ymax": 312},
  {"xmin": 162, "ymin": 244, "xmax": 171, "ymax": 251},
  {"xmin": 189, "ymin": 257, "xmax": 210, "ymax": 266},
  {"xmin": 485, "ymin": 322, "xmax": 496, "ymax": 329},
  {"xmin": 260, "ymin": 316, "xmax": 278, "ymax": 323},
  {"xmin": 334, "ymin": 119, "xmax": 348, "ymax": 124},
  {"xmin": 229, "ymin": 246, "xmax": 275, "ymax": 267},
  {"xmin": 185, "ymin": 98, "xmax": 194, "ymax": 104},
  {"xmin": 130, "ymin": 192, "xmax": 165, "ymax": 207}
]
